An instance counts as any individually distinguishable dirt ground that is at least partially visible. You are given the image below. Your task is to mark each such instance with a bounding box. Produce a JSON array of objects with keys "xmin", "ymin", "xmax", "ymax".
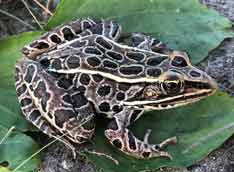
[{"xmin": 1, "ymin": 0, "xmax": 234, "ymax": 172}]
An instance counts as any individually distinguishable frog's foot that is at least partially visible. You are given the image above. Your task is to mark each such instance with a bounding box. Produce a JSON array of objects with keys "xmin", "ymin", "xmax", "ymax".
[{"xmin": 105, "ymin": 117, "xmax": 177, "ymax": 159}]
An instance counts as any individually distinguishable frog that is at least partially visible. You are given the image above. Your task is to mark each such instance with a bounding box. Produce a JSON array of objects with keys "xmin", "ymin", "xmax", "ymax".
[{"xmin": 15, "ymin": 18, "xmax": 217, "ymax": 159}]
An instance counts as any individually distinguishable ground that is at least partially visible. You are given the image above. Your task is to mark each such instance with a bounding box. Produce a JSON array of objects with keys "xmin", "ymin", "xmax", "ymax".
[{"xmin": 0, "ymin": 0, "xmax": 234, "ymax": 171}]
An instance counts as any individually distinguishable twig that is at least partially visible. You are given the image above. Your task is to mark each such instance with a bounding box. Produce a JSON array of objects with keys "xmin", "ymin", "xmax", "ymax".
[
  {"xmin": 0, "ymin": 9, "xmax": 35, "ymax": 30},
  {"xmin": 20, "ymin": 0, "xmax": 43, "ymax": 30},
  {"xmin": 32, "ymin": 0, "xmax": 53, "ymax": 16}
]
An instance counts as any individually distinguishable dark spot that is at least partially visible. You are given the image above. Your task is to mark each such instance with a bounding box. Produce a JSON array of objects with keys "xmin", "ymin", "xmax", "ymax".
[
  {"xmin": 151, "ymin": 39, "xmax": 161, "ymax": 46},
  {"xmin": 62, "ymin": 27, "xmax": 75, "ymax": 41},
  {"xmin": 54, "ymin": 109, "xmax": 75, "ymax": 128},
  {"xmin": 126, "ymin": 51, "xmax": 145, "ymax": 61},
  {"xmin": 103, "ymin": 59, "xmax": 118, "ymax": 69},
  {"xmin": 82, "ymin": 21, "xmax": 92, "ymax": 29},
  {"xmin": 50, "ymin": 34, "xmax": 62, "ymax": 44},
  {"xmin": 86, "ymin": 56, "xmax": 101, "ymax": 67},
  {"xmin": 131, "ymin": 34, "xmax": 145, "ymax": 47},
  {"xmin": 112, "ymin": 105, "xmax": 123, "ymax": 113},
  {"xmin": 72, "ymin": 93, "xmax": 88, "ymax": 108},
  {"xmin": 16, "ymin": 84, "xmax": 27, "ymax": 96},
  {"xmin": 96, "ymin": 36, "xmax": 112, "ymax": 50},
  {"xmin": 112, "ymin": 139, "xmax": 122, "ymax": 149},
  {"xmin": 97, "ymin": 85, "xmax": 111, "ymax": 97},
  {"xmin": 106, "ymin": 51, "xmax": 123, "ymax": 61},
  {"xmin": 171, "ymin": 56, "xmax": 188, "ymax": 67},
  {"xmin": 24, "ymin": 65, "xmax": 36, "ymax": 83},
  {"xmin": 146, "ymin": 68, "xmax": 162, "ymax": 77},
  {"xmin": 190, "ymin": 70, "xmax": 201, "ymax": 77},
  {"xmin": 92, "ymin": 74, "xmax": 103, "ymax": 83},
  {"xmin": 62, "ymin": 94, "xmax": 72, "ymax": 104},
  {"xmin": 128, "ymin": 132, "xmax": 137, "ymax": 150},
  {"xmin": 66, "ymin": 55, "xmax": 80, "ymax": 68},
  {"xmin": 40, "ymin": 122, "xmax": 49, "ymax": 132},
  {"xmin": 34, "ymin": 81, "xmax": 46, "ymax": 98},
  {"xmin": 96, "ymin": 44, "xmax": 106, "ymax": 53},
  {"xmin": 107, "ymin": 120, "xmax": 119, "ymax": 130},
  {"xmin": 98, "ymin": 102, "xmax": 110, "ymax": 112},
  {"xmin": 119, "ymin": 65, "xmax": 143, "ymax": 75},
  {"xmin": 40, "ymin": 58, "xmax": 50, "ymax": 67},
  {"xmin": 57, "ymin": 77, "xmax": 72, "ymax": 89},
  {"xmin": 116, "ymin": 92, "xmax": 125, "ymax": 101},
  {"xmin": 82, "ymin": 118, "xmax": 95, "ymax": 130},
  {"xmin": 118, "ymin": 83, "xmax": 131, "ymax": 91},
  {"xmin": 142, "ymin": 152, "xmax": 151, "ymax": 158},
  {"xmin": 28, "ymin": 109, "xmax": 41, "ymax": 121},
  {"xmin": 130, "ymin": 110, "xmax": 143, "ymax": 123},
  {"xmin": 111, "ymin": 24, "xmax": 120, "ymax": 38},
  {"xmin": 146, "ymin": 56, "xmax": 167, "ymax": 66},
  {"xmin": 89, "ymin": 24, "xmax": 103, "ymax": 35},
  {"xmin": 79, "ymin": 74, "xmax": 91, "ymax": 85},
  {"xmin": 51, "ymin": 59, "xmax": 62, "ymax": 70},
  {"xmin": 77, "ymin": 86, "xmax": 86, "ymax": 93},
  {"xmin": 20, "ymin": 98, "xmax": 32, "ymax": 107},
  {"xmin": 33, "ymin": 41, "xmax": 49, "ymax": 49},
  {"xmin": 84, "ymin": 47, "xmax": 102, "ymax": 55}
]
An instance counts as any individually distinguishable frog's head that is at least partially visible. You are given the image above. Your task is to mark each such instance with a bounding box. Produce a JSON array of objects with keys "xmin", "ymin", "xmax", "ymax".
[{"xmin": 124, "ymin": 51, "xmax": 217, "ymax": 110}]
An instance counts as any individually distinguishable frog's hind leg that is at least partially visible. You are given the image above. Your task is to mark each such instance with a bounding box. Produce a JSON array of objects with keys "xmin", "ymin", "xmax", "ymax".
[
  {"xmin": 15, "ymin": 58, "xmax": 96, "ymax": 146},
  {"xmin": 104, "ymin": 108, "xmax": 177, "ymax": 159}
]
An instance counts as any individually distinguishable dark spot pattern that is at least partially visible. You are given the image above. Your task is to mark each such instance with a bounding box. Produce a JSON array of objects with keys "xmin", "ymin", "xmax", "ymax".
[
  {"xmin": 126, "ymin": 51, "xmax": 145, "ymax": 61},
  {"xmin": 92, "ymin": 74, "xmax": 103, "ymax": 83},
  {"xmin": 96, "ymin": 36, "xmax": 112, "ymax": 49},
  {"xmin": 142, "ymin": 152, "xmax": 151, "ymax": 158},
  {"xmin": 103, "ymin": 59, "xmax": 118, "ymax": 69},
  {"xmin": 98, "ymin": 102, "xmax": 110, "ymax": 112},
  {"xmin": 146, "ymin": 68, "xmax": 162, "ymax": 77},
  {"xmin": 79, "ymin": 74, "xmax": 91, "ymax": 85},
  {"xmin": 54, "ymin": 109, "xmax": 75, "ymax": 128},
  {"xmin": 41, "ymin": 92, "xmax": 50, "ymax": 112},
  {"xmin": 34, "ymin": 81, "xmax": 46, "ymax": 98},
  {"xmin": 128, "ymin": 132, "xmax": 137, "ymax": 150},
  {"xmin": 20, "ymin": 98, "xmax": 32, "ymax": 107},
  {"xmin": 66, "ymin": 55, "xmax": 80, "ymax": 69},
  {"xmin": 106, "ymin": 51, "xmax": 123, "ymax": 61},
  {"xmin": 77, "ymin": 86, "xmax": 86, "ymax": 93},
  {"xmin": 71, "ymin": 93, "xmax": 88, "ymax": 108},
  {"xmin": 50, "ymin": 34, "xmax": 62, "ymax": 44},
  {"xmin": 190, "ymin": 70, "xmax": 201, "ymax": 77},
  {"xmin": 118, "ymin": 83, "xmax": 131, "ymax": 91},
  {"xmin": 116, "ymin": 92, "xmax": 125, "ymax": 101},
  {"xmin": 112, "ymin": 139, "xmax": 122, "ymax": 149},
  {"xmin": 33, "ymin": 41, "xmax": 49, "ymax": 49},
  {"xmin": 62, "ymin": 94, "xmax": 72, "ymax": 104},
  {"xmin": 131, "ymin": 35, "xmax": 145, "ymax": 47},
  {"xmin": 82, "ymin": 21, "xmax": 92, "ymax": 29},
  {"xmin": 119, "ymin": 65, "xmax": 143, "ymax": 75},
  {"xmin": 57, "ymin": 77, "xmax": 72, "ymax": 89},
  {"xmin": 97, "ymin": 85, "xmax": 111, "ymax": 97},
  {"xmin": 29, "ymin": 109, "xmax": 41, "ymax": 121},
  {"xmin": 86, "ymin": 56, "xmax": 101, "ymax": 67},
  {"xmin": 146, "ymin": 56, "xmax": 167, "ymax": 66},
  {"xmin": 62, "ymin": 27, "xmax": 75, "ymax": 41},
  {"xmin": 112, "ymin": 105, "xmax": 123, "ymax": 113},
  {"xmin": 171, "ymin": 56, "xmax": 187, "ymax": 67},
  {"xmin": 25, "ymin": 65, "xmax": 36, "ymax": 83},
  {"xmin": 51, "ymin": 59, "xmax": 62, "ymax": 70},
  {"xmin": 16, "ymin": 84, "xmax": 27, "ymax": 96},
  {"xmin": 84, "ymin": 47, "xmax": 102, "ymax": 55}
]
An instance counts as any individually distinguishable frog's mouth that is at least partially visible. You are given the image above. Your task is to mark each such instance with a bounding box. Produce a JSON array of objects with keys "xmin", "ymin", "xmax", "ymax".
[{"xmin": 123, "ymin": 80, "xmax": 217, "ymax": 110}]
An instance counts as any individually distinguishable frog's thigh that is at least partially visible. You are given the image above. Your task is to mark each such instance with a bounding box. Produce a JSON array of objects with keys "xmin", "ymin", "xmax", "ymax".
[{"xmin": 15, "ymin": 58, "xmax": 95, "ymax": 144}]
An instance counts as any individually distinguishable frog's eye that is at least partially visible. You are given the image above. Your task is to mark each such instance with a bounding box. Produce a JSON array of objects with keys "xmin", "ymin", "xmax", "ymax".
[
  {"xmin": 171, "ymin": 56, "xmax": 188, "ymax": 67},
  {"xmin": 161, "ymin": 80, "xmax": 184, "ymax": 95}
]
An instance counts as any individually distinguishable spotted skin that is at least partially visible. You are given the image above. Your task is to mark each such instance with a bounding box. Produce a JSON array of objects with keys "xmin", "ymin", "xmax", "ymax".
[{"xmin": 15, "ymin": 18, "xmax": 217, "ymax": 160}]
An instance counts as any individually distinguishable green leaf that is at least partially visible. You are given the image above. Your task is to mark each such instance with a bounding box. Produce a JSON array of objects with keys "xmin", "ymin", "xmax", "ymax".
[
  {"xmin": 46, "ymin": 0, "xmax": 233, "ymax": 64},
  {"xmin": 0, "ymin": 32, "xmax": 43, "ymax": 131},
  {"xmin": 0, "ymin": 131, "xmax": 40, "ymax": 172},
  {"xmin": 87, "ymin": 92, "xmax": 234, "ymax": 172}
]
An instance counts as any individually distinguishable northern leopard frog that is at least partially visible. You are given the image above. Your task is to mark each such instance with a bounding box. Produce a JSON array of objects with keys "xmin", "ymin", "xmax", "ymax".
[{"xmin": 15, "ymin": 18, "xmax": 217, "ymax": 159}]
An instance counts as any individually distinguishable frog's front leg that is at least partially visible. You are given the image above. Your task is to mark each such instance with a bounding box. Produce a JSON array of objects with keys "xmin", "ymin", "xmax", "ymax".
[{"xmin": 104, "ymin": 108, "xmax": 177, "ymax": 159}]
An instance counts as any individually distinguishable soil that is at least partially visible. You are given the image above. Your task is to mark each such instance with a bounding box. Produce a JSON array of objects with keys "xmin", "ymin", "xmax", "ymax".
[{"xmin": 1, "ymin": 0, "xmax": 234, "ymax": 172}]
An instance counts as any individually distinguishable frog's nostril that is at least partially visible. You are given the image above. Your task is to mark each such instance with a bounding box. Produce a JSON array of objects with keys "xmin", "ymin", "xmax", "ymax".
[{"xmin": 189, "ymin": 70, "xmax": 201, "ymax": 78}]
